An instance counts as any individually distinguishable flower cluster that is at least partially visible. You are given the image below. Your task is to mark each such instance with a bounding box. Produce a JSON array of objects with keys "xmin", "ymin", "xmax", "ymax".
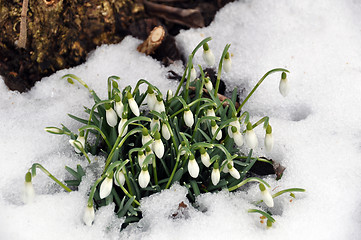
[{"xmin": 24, "ymin": 37, "xmax": 304, "ymax": 230}]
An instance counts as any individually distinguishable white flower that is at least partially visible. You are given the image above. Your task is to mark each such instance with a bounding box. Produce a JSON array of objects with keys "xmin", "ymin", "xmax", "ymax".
[
  {"xmin": 161, "ymin": 123, "xmax": 171, "ymax": 140},
  {"xmin": 259, "ymin": 183, "xmax": 274, "ymax": 208},
  {"xmin": 99, "ymin": 175, "xmax": 113, "ymax": 199},
  {"xmin": 188, "ymin": 156, "xmax": 199, "ymax": 178},
  {"xmin": 141, "ymin": 128, "xmax": 153, "ymax": 146},
  {"xmin": 127, "ymin": 92, "xmax": 140, "ymax": 116},
  {"xmin": 222, "ymin": 160, "xmax": 233, "ymax": 173},
  {"xmin": 245, "ymin": 122, "xmax": 258, "ymax": 149},
  {"xmin": 147, "ymin": 87, "xmax": 157, "ymax": 111},
  {"xmin": 106, "ymin": 107, "xmax": 118, "ymax": 127},
  {"xmin": 139, "ymin": 168, "xmax": 150, "ymax": 188},
  {"xmin": 223, "ymin": 53, "xmax": 232, "ymax": 73},
  {"xmin": 279, "ymin": 72, "xmax": 289, "ymax": 97},
  {"xmin": 44, "ymin": 127, "xmax": 63, "ymax": 134},
  {"xmin": 114, "ymin": 100, "xmax": 124, "ymax": 118},
  {"xmin": 166, "ymin": 89, "xmax": 173, "ymax": 101},
  {"xmin": 228, "ymin": 119, "xmax": 241, "ymax": 138},
  {"xmin": 200, "ymin": 148, "xmax": 211, "ymax": 167},
  {"xmin": 190, "ymin": 66, "xmax": 197, "ymax": 81},
  {"xmin": 22, "ymin": 172, "xmax": 35, "ymax": 204},
  {"xmin": 83, "ymin": 204, "xmax": 95, "ymax": 226},
  {"xmin": 231, "ymin": 127, "xmax": 244, "ymax": 147},
  {"xmin": 202, "ymin": 43, "xmax": 215, "ymax": 66},
  {"xmin": 145, "ymin": 146, "xmax": 153, "ymax": 165},
  {"xmin": 179, "ymin": 142, "xmax": 187, "ymax": 155},
  {"xmin": 264, "ymin": 133, "xmax": 274, "ymax": 152},
  {"xmin": 138, "ymin": 151, "xmax": 146, "ymax": 167},
  {"xmin": 184, "ymin": 109, "xmax": 194, "ymax": 128},
  {"xmin": 228, "ymin": 165, "xmax": 240, "ymax": 179},
  {"xmin": 211, "ymin": 167, "xmax": 220, "ymax": 185},
  {"xmin": 204, "ymin": 78, "xmax": 213, "ymax": 92},
  {"xmin": 150, "ymin": 117, "xmax": 160, "ymax": 131},
  {"xmin": 118, "ymin": 117, "xmax": 128, "ymax": 137},
  {"xmin": 152, "ymin": 132, "xmax": 164, "ymax": 158},
  {"xmin": 154, "ymin": 99, "xmax": 165, "ymax": 113},
  {"xmin": 114, "ymin": 169, "xmax": 125, "ymax": 187},
  {"xmin": 69, "ymin": 134, "xmax": 85, "ymax": 153},
  {"xmin": 206, "ymin": 107, "xmax": 216, "ymax": 117},
  {"xmin": 211, "ymin": 120, "xmax": 222, "ymax": 140}
]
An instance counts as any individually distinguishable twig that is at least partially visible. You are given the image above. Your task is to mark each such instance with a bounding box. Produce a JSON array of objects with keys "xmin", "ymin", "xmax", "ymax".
[{"xmin": 17, "ymin": 0, "xmax": 29, "ymax": 49}]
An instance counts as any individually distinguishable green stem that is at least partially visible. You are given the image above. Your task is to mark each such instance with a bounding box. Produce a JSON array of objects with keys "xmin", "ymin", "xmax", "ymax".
[
  {"xmin": 236, "ymin": 68, "xmax": 290, "ymax": 114},
  {"xmin": 152, "ymin": 156, "xmax": 158, "ymax": 185},
  {"xmin": 62, "ymin": 74, "xmax": 92, "ymax": 94},
  {"xmin": 247, "ymin": 209, "xmax": 275, "ymax": 223},
  {"xmin": 214, "ymin": 44, "xmax": 231, "ymax": 97},
  {"xmin": 119, "ymin": 183, "xmax": 140, "ymax": 206},
  {"xmin": 228, "ymin": 177, "xmax": 270, "ymax": 192},
  {"xmin": 272, "ymin": 188, "xmax": 306, "ymax": 198},
  {"xmin": 87, "ymin": 175, "xmax": 106, "ymax": 205},
  {"xmin": 79, "ymin": 125, "xmax": 112, "ymax": 150},
  {"xmin": 165, "ymin": 152, "xmax": 182, "ymax": 189}
]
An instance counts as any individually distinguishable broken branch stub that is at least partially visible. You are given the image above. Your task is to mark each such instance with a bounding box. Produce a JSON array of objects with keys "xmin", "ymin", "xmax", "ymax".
[{"xmin": 137, "ymin": 26, "xmax": 166, "ymax": 55}]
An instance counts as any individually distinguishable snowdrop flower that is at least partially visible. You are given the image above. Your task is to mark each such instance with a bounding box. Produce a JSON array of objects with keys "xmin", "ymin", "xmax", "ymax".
[
  {"xmin": 154, "ymin": 96, "xmax": 165, "ymax": 113},
  {"xmin": 211, "ymin": 120, "xmax": 222, "ymax": 140},
  {"xmin": 184, "ymin": 109, "xmax": 194, "ymax": 128},
  {"xmin": 259, "ymin": 183, "xmax": 274, "ymax": 208},
  {"xmin": 200, "ymin": 147, "xmax": 211, "ymax": 167},
  {"xmin": 161, "ymin": 123, "xmax": 171, "ymax": 140},
  {"xmin": 44, "ymin": 127, "xmax": 63, "ymax": 134},
  {"xmin": 152, "ymin": 131, "xmax": 164, "ymax": 158},
  {"xmin": 228, "ymin": 118, "xmax": 241, "ymax": 138},
  {"xmin": 279, "ymin": 72, "xmax": 289, "ymax": 97},
  {"xmin": 141, "ymin": 128, "xmax": 153, "ymax": 146},
  {"xmin": 245, "ymin": 122, "xmax": 258, "ymax": 149},
  {"xmin": 231, "ymin": 126, "xmax": 244, "ymax": 147},
  {"xmin": 222, "ymin": 160, "xmax": 233, "ymax": 173},
  {"xmin": 206, "ymin": 107, "xmax": 216, "ymax": 117},
  {"xmin": 211, "ymin": 163, "xmax": 220, "ymax": 185},
  {"xmin": 118, "ymin": 112, "xmax": 128, "ymax": 137},
  {"xmin": 146, "ymin": 86, "xmax": 157, "ymax": 111},
  {"xmin": 166, "ymin": 89, "xmax": 173, "ymax": 101},
  {"xmin": 22, "ymin": 172, "xmax": 35, "ymax": 204},
  {"xmin": 127, "ymin": 92, "xmax": 140, "ymax": 116},
  {"xmin": 228, "ymin": 164, "xmax": 240, "ymax": 179},
  {"xmin": 69, "ymin": 131, "xmax": 85, "ymax": 153},
  {"xmin": 105, "ymin": 103, "xmax": 118, "ymax": 127},
  {"xmin": 83, "ymin": 203, "xmax": 95, "ymax": 226},
  {"xmin": 138, "ymin": 150, "xmax": 146, "ymax": 167},
  {"xmin": 114, "ymin": 94, "xmax": 124, "ymax": 118},
  {"xmin": 223, "ymin": 52, "xmax": 232, "ymax": 73},
  {"xmin": 202, "ymin": 42, "xmax": 215, "ymax": 66},
  {"xmin": 187, "ymin": 155, "xmax": 199, "ymax": 178},
  {"xmin": 179, "ymin": 141, "xmax": 187, "ymax": 155},
  {"xmin": 114, "ymin": 168, "xmax": 125, "ymax": 187},
  {"xmin": 99, "ymin": 173, "xmax": 113, "ymax": 199},
  {"xmin": 204, "ymin": 77, "xmax": 213, "ymax": 92},
  {"xmin": 145, "ymin": 146, "xmax": 153, "ymax": 164},
  {"xmin": 264, "ymin": 125, "xmax": 274, "ymax": 152},
  {"xmin": 150, "ymin": 116, "xmax": 160, "ymax": 131},
  {"xmin": 139, "ymin": 167, "xmax": 150, "ymax": 188},
  {"xmin": 190, "ymin": 66, "xmax": 197, "ymax": 81}
]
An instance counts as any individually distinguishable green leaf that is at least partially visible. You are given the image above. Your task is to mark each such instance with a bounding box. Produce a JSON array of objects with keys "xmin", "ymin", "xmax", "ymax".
[
  {"xmin": 68, "ymin": 114, "xmax": 91, "ymax": 125},
  {"xmin": 190, "ymin": 180, "xmax": 200, "ymax": 197},
  {"xmin": 65, "ymin": 166, "xmax": 80, "ymax": 181},
  {"xmin": 117, "ymin": 196, "xmax": 135, "ymax": 218},
  {"xmin": 171, "ymin": 168, "xmax": 184, "ymax": 185},
  {"xmin": 77, "ymin": 165, "xmax": 85, "ymax": 177}
]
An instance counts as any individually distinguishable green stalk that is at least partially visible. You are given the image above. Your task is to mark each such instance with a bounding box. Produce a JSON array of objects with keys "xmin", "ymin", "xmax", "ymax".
[
  {"xmin": 119, "ymin": 183, "xmax": 140, "ymax": 206},
  {"xmin": 236, "ymin": 68, "xmax": 290, "ymax": 114},
  {"xmin": 214, "ymin": 44, "xmax": 231, "ymax": 97},
  {"xmin": 165, "ymin": 152, "xmax": 182, "ymax": 189},
  {"xmin": 228, "ymin": 177, "xmax": 270, "ymax": 192},
  {"xmin": 30, "ymin": 163, "xmax": 72, "ymax": 192},
  {"xmin": 247, "ymin": 209, "xmax": 275, "ymax": 223},
  {"xmin": 152, "ymin": 155, "xmax": 158, "ymax": 185},
  {"xmin": 87, "ymin": 175, "xmax": 106, "ymax": 205},
  {"xmin": 62, "ymin": 74, "xmax": 92, "ymax": 94},
  {"xmin": 184, "ymin": 55, "xmax": 193, "ymax": 103},
  {"xmin": 108, "ymin": 76, "xmax": 120, "ymax": 99},
  {"xmin": 79, "ymin": 125, "xmax": 112, "ymax": 150}
]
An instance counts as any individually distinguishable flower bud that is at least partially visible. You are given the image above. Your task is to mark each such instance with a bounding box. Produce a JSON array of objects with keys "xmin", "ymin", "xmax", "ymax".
[
  {"xmin": 114, "ymin": 94, "xmax": 124, "ymax": 118},
  {"xmin": 202, "ymin": 43, "xmax": 215, "ymax": 66},
  {"xmin": 105, "ymin": 104, "xmax": 118, "ymax": 127},
  {"xmin": 114, "ymin": 169, "xmax": 125, "ymax": 187},
  {"xmin": 44, "ymin": 127, "xmax": 64, "ymax": 134},
  {"xmin": 138, "ymin": 150, "xmax": 146, "ymax": 167},
  {"xmin": 259, "ymin": 183, "xmax": 274, "ymax": 208},
  {"xmin": 211, "ymin": 163, "xmax": 220, "ymax": 185},
  {"xmin": 139, "ymin": 167, "xmax": 150, "ymax": 188},
  {"xmin": 161, "ymin": 123, "xmax": 171, "ymax": 140},
  {"xmin": 279, "ymin": 72, "xmax": 289, "ymax": 97},
  {"xmin": 142, "ymin": 128, "xmax": 153, "ymax": 146},
  {"xmin": 184, "ymin": 109, "xmax": 194, "ymax": 128},
  {"xmin": 204, "ymin": 77, "xmax": 213, "ymax": 92},
  {"xmin": 83, "ymin": 203, "xmax": 95, "ymax": 226},
  {"xmin": 154, "ymin": 97, "xmax": 165, "ymax": 113},
  {"xmin": 222, "ymin": 160, "xmax": 233, "ymax": 173},
  {"xmin": 146, "ymin": 86, "xmax": 157, "ymax": 111},
  {"xmin": 228, "ymin": 164, "xmax": 240, "ymax": 179},
  {"xmin": 179, "ymin": 141, "xmax": 187, "ymax": 155},
  {"xmin": 200, "ymin": 147, "xmax": 211, "ymax": 167},
  {"xmin": 190, "ymin": 66, "xmax": 197, "ymax": 81},
  {"xmin": 264, "ymin": 125, "xmax": 274, "ymax": 152},
  {"xmin": 187, "ymin": 155, "xmax": 199, "ymax": 178},
  {"xmin": 152, "ymin": 131, "xmax": 164, "ymax": 158},
  {"xmin": 127, "ymin": 92, "xmax": 140, "ymax": 116},
  {"xmin": 245, "ymin": 122, "xmax": 258, "ymax": 149},
  {"xmin": 118, "ymin": 115, "xmax": 128, "ymax": 137},
  {"xmin": 223, "ymin": 52, "xmax": 232, "ymax": 73},
  {"xmin": 232, "ymin": 126, "xmax": 244, "ymax": 147},
  {"xmin": 211, "ymin": 120, "xmax": 222, "ymax": 140},
  {"xmin": 166, "ymin": 89, "xmax": 173, "ymax": 101},
  {"xmin": 150, "ymin": 116, "xmax": 160, "ymax": 131},
  {"xmin": 99, "ymin": 173, "xmax": 113, "ymax": 199},
  {"xmin": 228, "ymin": 118, "xmax": 241, "ymax": 138},
  {"xmin": 206, "ymin": 107, "xmax": 216, "ymax": 117},
  {"xmin": 22, "ymin": 172, "xmax": 35, "ymax": 204}
]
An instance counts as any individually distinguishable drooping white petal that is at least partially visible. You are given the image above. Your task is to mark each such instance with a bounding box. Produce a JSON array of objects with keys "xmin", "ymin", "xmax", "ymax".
[
  {"xmin": 128, "ymin": 97, "xmax": 140, "ymax": 116},
  {"xmin": 202, "ymin": 49, "xmax": 215, "ymax": 66},
  {"xmin": 223, "ymin": 57, "xmax": 232, "ymax": 73},
  {"xmin": 69, "ymin": 136, "xmax": 85, "ymax": 154},
  {"xmin": 138, "ymin": 152, "xmax": 146, "ymax": 167},
  {"xmin": 205, "ymin": 80, "xmax": 213, "ymax": 92},
  {"xmin": 228, "ymin": 120, "xmax": 241, "ymax": 138},
  {"xmin": 154, "ymin": 100, "xmax": 165, "ymax": 113},
  {"xmin": 188, "ymin": 159, "xmax": 199, "ymax": 178},
  {"xmin": 99, "ymin": 177, "xmax": 113, "ymax": 199},
  {"xmin": 211, "ymin": 168, "xmax": 220, "ymax": 185},
  {"xmin": 245, "ymin": 129, "xmax": 258, "ymax": 149},
  {"xmin": 211, "ymin": 125, "xmax": 222, "ymax": 140},
  {"xmin": 83, "ymin": 205, "xmax": 95, "ymax": 226},
  {"xmin": 114, "ymin": 101, "xmax": 124, "ymax": 118},
  {"xmin": 139, "ymin": 169, "xmax": 150, "ymax": 188},
  {"xmin": 114, "ymin": 170, "xmax": 125, "ymax": 187},
  {"xmin": 279, "ymin": 78, "xmax": 290, "ymax": 97},
  {"xmin": 184, "ymin": 110, "xmax": 194, "ymax": 128},
  {"xmin": 206, "ymin": 108, "xmax": 216, "ymax": 117},
  {"xmin": 161, "ymin": 123, "xmax": 171, "ymax": 140},
  {"xmin": 147, "ymin": 92, "xmax": 157, "ymax": 111},
  {"xmin": 152, "ymin": 139, "xmax": 164, "ymax": 158},
  {"xmin": 233, "ymin": 131, "xmax": 244, "ymax": 147},
  {"xmin": 118, "ymin": 118, "xmax": 128, "ymax": 137},
  {"xmin": 142, "ymin": 134, "xmax": 153, "ymax": 146},
  {"xmin": 264, "ymin": 133, "xmax": 274, "ymax": 152},
  {"xmin": 229, "ymin": 166, "xmax": 240, "ymax": 179},
  {"xmin": 22, "ymin": 181, "xmax": 35, "ymax": 204},
  {"xmin": 201, "ymin": 152, "xmax": 211, "ymax": 167},
  {"xmin": 221, "ymin": 160, "xmax": 233, "ymax": 173},
  {"xmin": 106, "ymin": 108, "xmax": 118, "ymax": 127},
  {"xmin": 150, "ymin": 119, "xmax": 160, "ymax": 131},
  {"xmin": 261, "ymin": 188, "xmax": 274, "ymax": 208},
  {"xmin": 190, "ymin": 67, "xmax": 197, "ymax": 81}
]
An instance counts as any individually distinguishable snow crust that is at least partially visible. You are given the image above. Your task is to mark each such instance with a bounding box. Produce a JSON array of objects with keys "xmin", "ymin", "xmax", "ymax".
[{"xmin": 2, "ymin": 0, "xmax": 361, "ymax": 239}]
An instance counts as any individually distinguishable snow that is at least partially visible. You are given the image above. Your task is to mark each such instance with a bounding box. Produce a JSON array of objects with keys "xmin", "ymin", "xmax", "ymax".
[{"xmin": 1, "ymin": 0, "xmax": 361, "ymax": 239}]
